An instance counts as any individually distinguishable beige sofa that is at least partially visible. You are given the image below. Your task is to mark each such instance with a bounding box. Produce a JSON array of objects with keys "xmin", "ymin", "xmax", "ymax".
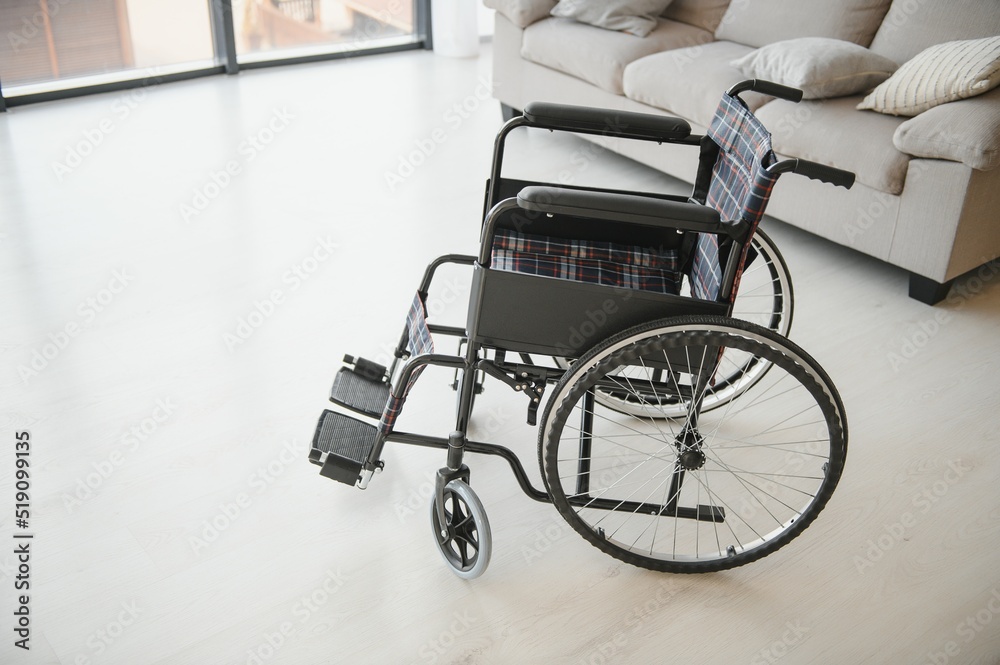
[{"xmin": 485, "ymin": 0, "xmax": 1000, "ymax": 303}]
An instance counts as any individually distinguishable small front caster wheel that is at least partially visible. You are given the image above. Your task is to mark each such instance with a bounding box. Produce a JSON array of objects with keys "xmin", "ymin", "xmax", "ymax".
[{"xmin": 430, "ymin": 480, "xmax": 492, "ymax": 579}]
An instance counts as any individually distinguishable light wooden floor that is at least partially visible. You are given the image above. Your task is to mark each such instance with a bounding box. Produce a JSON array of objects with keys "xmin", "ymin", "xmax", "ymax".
[{"xmin": 1, "ymin": 46, "xmax": 999, "ymax": 665}]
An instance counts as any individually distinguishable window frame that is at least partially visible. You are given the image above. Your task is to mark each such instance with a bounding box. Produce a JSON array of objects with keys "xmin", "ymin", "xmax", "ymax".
[{"xmin": 0, "ymin": 0, "xmax": 432, "ymax": 109}]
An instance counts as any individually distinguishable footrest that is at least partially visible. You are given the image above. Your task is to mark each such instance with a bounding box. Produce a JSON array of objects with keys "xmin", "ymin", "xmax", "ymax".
[
  {"xmin": 310, "ymin": 410, "xmax": 379, "ymax": 486},
  {"xmin": 330, "ymin": 365, "xmax": 391, "ymax": 418}
]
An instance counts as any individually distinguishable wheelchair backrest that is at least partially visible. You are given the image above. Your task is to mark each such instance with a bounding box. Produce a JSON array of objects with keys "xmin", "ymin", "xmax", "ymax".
[{"xmin": 690, "ymin": 93, "xmax": 780, "ymax": 302}]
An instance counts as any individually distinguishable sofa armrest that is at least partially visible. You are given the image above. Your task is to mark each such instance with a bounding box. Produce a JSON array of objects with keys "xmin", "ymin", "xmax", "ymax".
[
  {"xmin": 483, "ymin": 0, "xmax": 557, "ymax": 29},
  {"xmin": 893, "ymin": 88, "xmax": 1000, "ymax": 172}
]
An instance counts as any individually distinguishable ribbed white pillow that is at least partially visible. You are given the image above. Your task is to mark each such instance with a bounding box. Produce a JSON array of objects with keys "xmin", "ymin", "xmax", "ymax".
[{"xmin": 857, "ymin": 36, "xmax": 1000, "ymax": 116}]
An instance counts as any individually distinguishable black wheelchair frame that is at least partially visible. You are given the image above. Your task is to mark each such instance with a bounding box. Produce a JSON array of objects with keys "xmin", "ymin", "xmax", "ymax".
[{"xmin": 310, "ymin": 79, "xmax": 855, "ymax": 577}]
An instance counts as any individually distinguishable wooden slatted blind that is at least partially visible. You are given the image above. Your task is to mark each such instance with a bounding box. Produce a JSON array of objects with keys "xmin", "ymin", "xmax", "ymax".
[{"xmin": 0, "ymin": 0, "xmax": 132, "ymax": 87}]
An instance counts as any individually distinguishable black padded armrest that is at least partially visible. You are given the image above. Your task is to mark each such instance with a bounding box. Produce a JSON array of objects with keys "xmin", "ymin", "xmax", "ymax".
[
  {"xmin": 516, "ymin": 186, "xmax": 747, "ymax": 240},
  {"xmin": 522, "ymin": 102, "xmax": 691, "ymax": 142}
]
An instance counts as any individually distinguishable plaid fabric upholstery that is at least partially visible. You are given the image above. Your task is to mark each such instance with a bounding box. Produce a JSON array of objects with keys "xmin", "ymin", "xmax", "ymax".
[
  {"xmin": 379, "ymin": 292, "xmax": 435, "ymax": 434},
  {"xmin": 405, "ymin": 291, "xmax": 434, "ymax": 358},
  {"xmin": 492, "ymin": 229, "xmax": 681, "ymax": 295},
  {"xmin": 691, "ymin": 93, "xmax": 780, "ymax": 302},
  {"xmin": 379, "ymin": 395, "xmax": 405, "ymax": 434}
]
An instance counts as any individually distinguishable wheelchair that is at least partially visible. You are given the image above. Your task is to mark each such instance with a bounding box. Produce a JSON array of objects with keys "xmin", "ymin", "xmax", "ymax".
[{"xmin": 309, "ymin": 80, "xmax": 855, "ymax": 577}]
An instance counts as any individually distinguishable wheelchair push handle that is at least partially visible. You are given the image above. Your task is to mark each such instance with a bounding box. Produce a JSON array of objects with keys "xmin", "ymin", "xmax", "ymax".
[
  {"xmin": 727, "ymin": 79, "xmax": 804, "ymax": 103},
  {"xmin": 768, "ymin": 158, "xmax": 856, "ymax": 189},
  {"xmin": 521, "ymin": 102, "xmax": 693, "ymax": 143}
]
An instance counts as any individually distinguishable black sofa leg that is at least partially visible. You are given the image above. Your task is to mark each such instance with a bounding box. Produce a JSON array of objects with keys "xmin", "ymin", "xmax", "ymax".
[
  {"xmin": 500, "ymin": 103, "xmax": 522, "ymax": 122},
  {"xmin": 909, "ymin": 273, "xmax": 954, "ymax": 305}
]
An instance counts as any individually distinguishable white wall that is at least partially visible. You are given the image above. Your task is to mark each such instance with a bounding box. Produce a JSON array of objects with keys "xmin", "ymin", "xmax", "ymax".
[{"xmin": 126, "ymin": 0, "xmax": 215, "ymax": 70}]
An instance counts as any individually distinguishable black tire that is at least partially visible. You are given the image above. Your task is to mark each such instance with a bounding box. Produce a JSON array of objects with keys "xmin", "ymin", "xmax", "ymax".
[
  {"xmin": 539, "ymin": 315, "xmax": 846, "ymax": 573},
  {"xmin": 430, "ymin": 480, "xmax": 492, "ymax": 579}
]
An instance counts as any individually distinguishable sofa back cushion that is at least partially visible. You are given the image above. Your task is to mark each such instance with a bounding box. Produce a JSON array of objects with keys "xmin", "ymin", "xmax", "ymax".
[
  {"xmin": 868, "ymin": 0, "xmax": 1000, "ymax": 65},
  {"xmin": 661, "ymin": 0, "xmax": 731, "ymax": 33},
  {"xmin": 714, "ymin": 0, "xmax": 892, "ymax": 48}
]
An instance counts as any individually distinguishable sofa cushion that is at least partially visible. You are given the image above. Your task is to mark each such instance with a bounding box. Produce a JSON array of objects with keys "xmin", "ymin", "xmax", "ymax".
[
  {"xmin": 714, "ymin": 0, "xmax": 892, "ymax": 49},
  {"xmin": 731, "ymin": 38, "xmax": 897, "ymax": 100},
  {"xmin": 868, "ymin": 0, "xmax": 1000, "ymax": 65},
  {"xmin": 522, "ymin": 17, "xmax": 714, "ymax": 94},
  {"xmin": 894, "ymin": 88, "xmax": 1000, "ymax": 171},
  {"xmin": 550, "ymin": 0, "xmax": 676, "ymax": 38},
  {"xmin": 858, "ymin": 36, "xmax": 1000, "ymax": 116},
  {"xmin": 623, "ymin": 41, "xmax": 770, "ymax": 127},
  {"xmin": 661, "ymin": 0, "xmax": 730, "ymax": 33},
  {"xmin": 755, "ymin": 97, "xmax": 910, "ymax": 194},
  {"xmin": 484, "ymin": 0, "xmax": 558, "ymax": 29}
]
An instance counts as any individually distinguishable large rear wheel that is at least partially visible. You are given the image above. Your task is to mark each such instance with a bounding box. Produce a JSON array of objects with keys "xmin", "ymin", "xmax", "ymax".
[{"xmin": 540, "ymin": 315, "xmax": 846, "ymax": 573}]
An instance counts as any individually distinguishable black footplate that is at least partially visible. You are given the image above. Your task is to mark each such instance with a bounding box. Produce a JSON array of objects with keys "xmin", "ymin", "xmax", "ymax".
[
  {"xmin": 310, "ymin": 409, "xmax": 378, "ymax": 485},
  {"xmin": 329, "ymin": 355, "xmax": 390, "ymax": 417}
]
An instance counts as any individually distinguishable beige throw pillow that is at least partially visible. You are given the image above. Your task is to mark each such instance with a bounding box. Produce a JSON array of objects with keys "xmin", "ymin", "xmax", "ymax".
[
  {"xmin": 484, "ymin": 0, "xmax": 558, "ymax": 29},
  {"xmin": 857, "ymin": 36, "xmax": 1000, "ymax": 116},
  {"xmin": 731, "ymin": 38, "xmax": 898, "ymax": 99},
  {"xmin": 550, "ymin": 0, "xmax": 675, "ymax": 38}
]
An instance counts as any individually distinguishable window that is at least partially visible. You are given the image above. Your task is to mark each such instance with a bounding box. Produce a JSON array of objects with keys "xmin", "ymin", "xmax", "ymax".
[
  {"xmin": 234, "ymin": 0, "xmax": 418, "ymax": 63},
  {"xmin": 0, "ymin": 0, "xmax": 215, "ymax": 97},
  {"xmin": 0, "ymin": 0, "xmax": 428, "ymax": 106}
]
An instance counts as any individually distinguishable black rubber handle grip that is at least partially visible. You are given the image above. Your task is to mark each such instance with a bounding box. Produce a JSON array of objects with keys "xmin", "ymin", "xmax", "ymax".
[
  {"xmin": 768, "ymin": 159, "xmax": 855, "ymax": 189},
  {"xmin": 727, "ymin": 79, "xmax": 804, "ymax": 103},
  {"xmin": 522, "ymin": 102, "xmax": 692, "ymax": 142}
]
